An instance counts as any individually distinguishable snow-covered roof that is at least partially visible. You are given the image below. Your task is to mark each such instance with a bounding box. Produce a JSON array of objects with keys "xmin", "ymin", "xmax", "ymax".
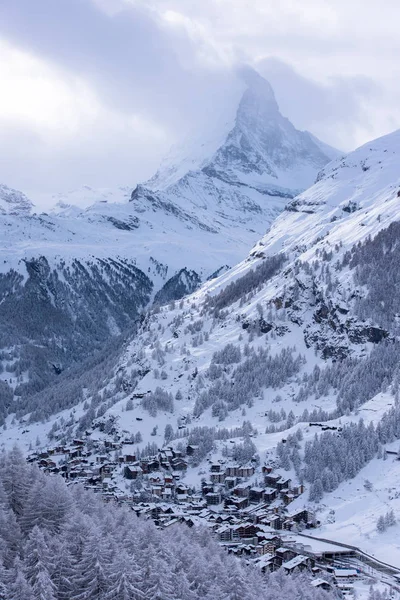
[{"xmin": 283, "ymin": 555, "xmax": 308, "ymax": 570}]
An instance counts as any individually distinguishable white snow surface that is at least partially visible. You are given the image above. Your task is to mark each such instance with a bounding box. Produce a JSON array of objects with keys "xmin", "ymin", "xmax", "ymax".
[
  {"xmin": 81, "ymin": 126, "xmax": 400, "ymax": 563},
  {"xmin": 0, "ymin": 70, "xmax": 337, "ymax": 288},
  {"xmin": 4, "ymin": 91, "xmax": 400, "ymax": 570}
]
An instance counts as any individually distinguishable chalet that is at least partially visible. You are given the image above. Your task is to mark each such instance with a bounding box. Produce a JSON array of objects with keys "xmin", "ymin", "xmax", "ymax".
[
  {"xmin": 311, "ymin": 579, "xmax": 331, "ymax": 591},
  {"xmin": 249, "ymin": 487, "xmax": 265, "ymax": 504},
  {"xmin": 282, "ymin": 492, "xmax": 295, "ymax": 506},
  {"xmin": 201, "ymin": 482, "xmax": 214, "ymax": 496},
  {"xmin": 186, "ymin": 444, "xmax": 199, "ymax": 456},
  {"xmin": 256, "ymin": 533, "xmax": 281, "ymax": 554},
  {"xmin": 333, "ymin": 569, "xmax": 358, "ymax": 580},
  {"xmin": 151, "ymin": 485, "xmax": 163, "ymax": 498},
  {"xmin": 236, "ymin": 523, "xmax": 258, "ymax": 540},
  {"xmin": 96, "ymin": 455, "xmax": 109, "ymax": 464},
  {"xmin": 159, "ymin": 449, "xmax": 174, "ymax": 463},
  {"xmin": 68, "ymin": 468, "xmax": 86, "ymax": 480},
  {"xmin": 282, "ymin": 555, "xmax": 312, "ymax": 573},
  {"xmin": 275, "ymin": 547, "xmax": 297, "ymax": 562},
  {"xmin": 147, "ymin": 459, "xmax": 160, "ymax": 472},
  {"xmin": 121, "ymin": 453, "xmax": 136, "ymax": 463},
  {"xmin": 262, "ymin": 465, "xmax": 274, "ymax": 474},
  {"xmin": 46, "ymin": 466, "xmax": 60, "ymax": 475},
  {"xmin": 257, "ymin": 540, "xmax": 274, "ymax": 555},
  {"xmin": 225, "ymin": 476, "xmax": 237, "ymax": 489},
  {"xmin": 264, "ymin": 473, "xmax": 281, "ymax": 487},
  {"xmin": 149, "ymin": 473, "xmax": 163, "ymax": 484},
  {"xmin": 159, "ymin": 505, "xmax": 175, "ymax": 515},
  {"xmin": 171, "ymin": 458, "xmax": 187, "ymax": 471},
  {"xmin": 276, "ymin": 477, "xmax": 291, "ymax": 491},
  {"xmin": 211, "ymin": 472, "xmax": 226, "ymax": 484},
  {"xmin": 73, "ymin": 439, "xmax": 86, "ymax": 446},
  {"xmin": 229, "ymin": 544, "xmax": 257, "ymax": 557},
  {"xmin": 176, "ymin": 485, "xmax": 189, "ymax": 501},
  {"xmin": 69, "ymin": 447, "xmax": 82, "ymax": 459},
  {"xmin": 124, "ymin": 465, "xmax": 142, "ymax": 480},
  {"xmin": 104, "ymin": 440, "xmax": 119, "ymax": 450},
  {"xmin": 210, "ymin": 463, "xmax": 222, "ymax": 473},
  {"xmin": 291, "ymin": 483, "xmax": 304, "ymax": 496},
  {"xmin": 238, "ymin": 465, "xmax": 255, "ymax": 478},
  {"xmin": 287, "ymin": 509, "xmax": 309, "ymax": 524},
  {"xmin": 206, "ymin": 492, "xmax": 222, "ymax": 506},
  {"xmin": 120, "ymin": 445, "xmax": 136, "ymax": 463},
  {"xmin": 172, "ymin": 449, "xmax": 184, "ymax": 458},
  {"xmin": 263, "ymin": 488, "xmax": 278, "ymax": 503},
  {"xmin": 216, "ymin": 524, "xmax": 236, "ymax": 542},
  {"xmin": 225, "ymin": 497, "xmax": 249, "ymax": 510},
  {"xmin": 225, "ymin": 464, "xmax": 239, "ymax": 477},
  {"xmin": 255, "ymin": 553, "xmax": 275, "ymax": 573},
  {"xmin": 99, "ymin": 464, "xmax": 114, "ymax": 480},
  {"xmin": 161, "ymin": 488, "xmax": 172, "ymax": 501},
  {"xmin": 265, "ymin": 514, "xmax": 281, "ymax": 530},
  {"xmin": 233, "ymin": 483, "xmax": 251, "ymax": 498},
  {"xmin": 214, "ymin": 514, "xmax": 232, "ymax": 525}
]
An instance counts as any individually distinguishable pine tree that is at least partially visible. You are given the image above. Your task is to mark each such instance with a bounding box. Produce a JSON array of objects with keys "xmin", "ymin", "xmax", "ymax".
[
  {"xmin": 50, "ymin": 540, "xmax": 75, "ymax": 600},
  {"xmin": 0, "ymin": 563, "xmax": 8, "ymax": 600},
  {"xmin": 7, "ymin": 559, "xmax": 34, "ymax": 600},
  {"xmin": 377, "ymin": 515, "xmax": 386, "ymax": 533},
  {"xmin": 309, "ymin": 479, "xmax": 324, "ymax": 502},
  {"xmin": 25, "ymin": 526, "xmax": 56, "ymax": 600},
  {"xmin": 70, "ymin": 529, "xmax": 112, "ymax": 600},
  {"xmin": 385, "ymin": 509, "xmax": 396, "ymax": 527},
  {"xmin": 0, "ymin": 445, "xmax": 32, "ymax": 516},
  {"xmin": 105, "ymin": 551, "xmax": 144, "ymax": 600}
]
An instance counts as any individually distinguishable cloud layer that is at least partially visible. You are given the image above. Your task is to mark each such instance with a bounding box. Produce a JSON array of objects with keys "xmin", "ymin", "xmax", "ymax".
[{"xmin": 0, "ymin": 0, "xmax": 399, "ymax": 203}]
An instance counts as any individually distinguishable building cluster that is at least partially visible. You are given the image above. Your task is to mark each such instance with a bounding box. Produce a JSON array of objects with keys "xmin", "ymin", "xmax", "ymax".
[
  {"xmin": 27, "ymin": 424, "xmax": 373, "ymax": 595},
  {"xmin": 127, "ymin": 500, "xmax": 362, "ymax": 593}
]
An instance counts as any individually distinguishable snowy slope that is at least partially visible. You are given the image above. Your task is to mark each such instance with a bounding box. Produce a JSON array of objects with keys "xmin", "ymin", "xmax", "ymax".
[
  {"xmin": 133, "ymin": 68, "xmax": 340, "ymax": 248},
  {"xmin": 0, "ymin": 69, "xmax": 338, "ymax": 399},
  {"xmin": 22, "ymin": 126, "xmax": 400, "ymax": 558},
  {"xmin": 0, "ymin": 183, "xmax": 33, "ymax": 215},
  {"xmin": 3, "ymin": 128, "xmax": 400, "ymax": 566},
  {"xmin": 10, "ymin": 128, "xmax": 400, "ymax": 437},
  {"xmin": 0, "ymin": 70, "xmax": 337, "ymax": 284}
]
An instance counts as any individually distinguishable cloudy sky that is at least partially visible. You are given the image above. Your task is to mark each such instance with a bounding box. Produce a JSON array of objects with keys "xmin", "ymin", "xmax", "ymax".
[{"xmin": 1, "ymin": 0, "xmax": 400, "ymax": 204}]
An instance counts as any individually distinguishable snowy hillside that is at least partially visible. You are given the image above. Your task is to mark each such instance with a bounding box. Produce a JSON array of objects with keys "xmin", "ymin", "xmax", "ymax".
[
  {"xmin": 134, "ymin": 68, "xmax": 340, "ymax": 247},
  {"xmin": 0, "ymin": 184, "xmax": 33, "ymax": 215},
  {"xmin": 9, "ymin": 127, "xmax": 400, "ymax": 568},
  {"xmin": 0, "ymin": 70, "xmax": 338, "ymax": 402}
]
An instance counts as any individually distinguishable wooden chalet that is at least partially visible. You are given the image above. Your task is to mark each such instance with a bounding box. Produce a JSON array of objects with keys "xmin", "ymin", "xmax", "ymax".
[{"xmin": 249, "ymin": 487, "xmax": 265, "ymax": 503}]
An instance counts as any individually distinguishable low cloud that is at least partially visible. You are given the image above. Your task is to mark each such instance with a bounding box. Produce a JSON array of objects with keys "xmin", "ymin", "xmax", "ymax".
[{"xmin": 0, "ymin": 0, "xmax": 400, "ymax": 202}]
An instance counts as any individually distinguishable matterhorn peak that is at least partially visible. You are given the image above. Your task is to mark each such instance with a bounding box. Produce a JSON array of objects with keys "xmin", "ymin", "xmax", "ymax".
[{"xmin": 237, "ymin": 65, "xmax": 279, "ymax": 114}]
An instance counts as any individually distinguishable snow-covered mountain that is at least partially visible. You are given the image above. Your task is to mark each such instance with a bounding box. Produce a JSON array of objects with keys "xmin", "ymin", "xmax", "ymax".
[
  {"xmin": 134, "ymin": 68, "xmax": 340, "ymax": 243},
  {"xmin": 0, "ymin": 70, "xmax": 338, "ymax": 398},
  {"xmin": 9, "ymin": 127, "xmax": 400, "ymax": 567},
  {"xmin": 97, "ymin": 127, "xmax": 400, "ymax": 432},
  {"xmin": 0, "ymin": 184, "xmax": 34, "ymax": 216}
]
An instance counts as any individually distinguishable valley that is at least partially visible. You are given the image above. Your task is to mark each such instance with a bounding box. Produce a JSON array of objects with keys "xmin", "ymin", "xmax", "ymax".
[{"xmin": 2, "ymin": 69, "xmax": 400, "ymax": 599}]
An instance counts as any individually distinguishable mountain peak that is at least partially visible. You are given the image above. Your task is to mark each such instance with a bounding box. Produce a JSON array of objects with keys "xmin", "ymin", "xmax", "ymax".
[
  {"xmin": 237, "ymin": 65, "xmax": 279, "ymax": 114},
  {"xmin": 147, "ymin": 69, "xmax": 338, "ymax": 195},
  {"xmin": 0, "ymin": 184, "xmax": 34, "ymax": 216}
]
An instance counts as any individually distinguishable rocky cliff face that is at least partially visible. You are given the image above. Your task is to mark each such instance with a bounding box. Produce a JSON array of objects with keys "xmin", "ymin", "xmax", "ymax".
[{"xmin": 0, "ymin": 184, "xmax": 34, "ymax": 215}]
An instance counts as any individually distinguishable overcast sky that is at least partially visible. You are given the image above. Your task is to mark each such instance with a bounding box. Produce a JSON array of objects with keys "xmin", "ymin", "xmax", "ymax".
[{"xmin": 1, "ymin": 0, "xmax": 400, "ymax": 204}]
